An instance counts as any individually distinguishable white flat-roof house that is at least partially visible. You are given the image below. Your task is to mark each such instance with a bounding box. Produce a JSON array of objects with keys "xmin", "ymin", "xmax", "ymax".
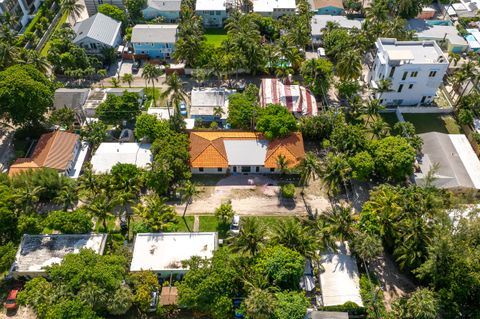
[
  {"xmin": 10, "ymin": 234, "xmax": 107, "ymax": 278},
  {"xmin": 72, "ymin": 13, "xmax": 122, "ymax": 54},
  {"xmin": 130, "ymin": 232, "xmax": 218, "ymax": 277},
  {"xmin": 252, "ymin": 0, "xmax": 296, "ymax": 18},
  {"xmin": 91, "ymin": 143, "xmax": 153, "ymax": 174},
  {"xmin": 190, "ymin": 87, "xmax": 234, "ymax": 123},
  {"xmin": 195, "ymin": 0, "xmax": 228, "ymax": 27},
  {"xmin": 368, "ymin": 38, "xmax": 448, "ymax": 106}
]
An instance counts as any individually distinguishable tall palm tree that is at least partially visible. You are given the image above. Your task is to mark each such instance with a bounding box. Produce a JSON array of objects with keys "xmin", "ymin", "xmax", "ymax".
[
  {"xmin": 180, "ymin": 180, "xmax": 199, "ymax": 218},
  {"xmin": 0, "ymin": 42, "xmax": 18, "ymax": 69},
  {"xmin": 320, "ymin": 152, "xmax": 351, "ymax": 197},
  {"xmin": 271, "ymin": 218, "xmax": 316, "ymax": 258},
  {"xmin": 276, "ymin": 154, "xmax": 289, "ymax": 175},
  {"xmin": 162, "ymin": 72, "xmax": 188, "ymax": 116},
  {"xmin": 54, "ymin": 182, "xmax": 78, "ymax": 211},
  {"xmin": 13, "ymin": 185, "xmax": 44, "ymax": 215},
  {"xmin": 405, "ymin": 288, "xmax": 439, "ymax": 319},
  {"xmin": 368, "ymin": 118, "xmax": 390, "ymax": 139},
  {"xmin": 142, "ymin": 63, "xmax": 163, "ymax": 107},
  {"xmin": 122, "ymin": 73, "xmax": 134, "ymax": 87},
  {"xmin": 18, "ymin": 50, "xmax": 50, "ymax": 73},
  {"xmin": 297, "ymin": 152, "xmax": 320, "ymax": 190},
  {"xmin": 336, "ymin": 49, "xmax": 362, "ymax": 81},
  {"xmin": 212, "ymin": 106, "xmax": 224, "ymax": 121},
  {"xmin": 352, "ymin": 231, "xmax": 383, "ymax": 280},
  {"xmin": 319, "ymin": 205, "xmax": 356, "ymax": 242},
  {"xmin": 61, "ymin": 0, "xmax": 85, "ymax": 23},
  {"xmin": 87, "ymin": 192, "xmax": 118, "ymax": 231},
  {"xmin": 372, "ymin": 79, "xmax": 393, "ymax": 102},
  {"xmin": 228, "ymin": 217, "xmax": 266, "ymax": 255},
  {"xmin": 109, "ymin": 77, "xmax": 120, "ymax": 88}
]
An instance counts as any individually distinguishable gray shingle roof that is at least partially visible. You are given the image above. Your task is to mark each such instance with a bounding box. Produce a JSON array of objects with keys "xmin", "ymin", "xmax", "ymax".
[
  {"xmin": 131, "ymin": 24, "xmax": 178, "ymax": 43},
  {"xmin": 73, "ymin": 13, "xmax": 122, "ymax": 47},
  {"xmin": 146, "ymin": 0, "xmax": 182, "ymax": 11}
]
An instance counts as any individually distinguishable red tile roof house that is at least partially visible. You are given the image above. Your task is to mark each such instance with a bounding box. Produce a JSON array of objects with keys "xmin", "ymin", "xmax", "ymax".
[
  {"xmin": 8, "ymin": 130, "xmax": 81, "ymax": 177},
  {"xmin": 259, "ymin": 78, "xmax": 318, "ymax": 117},
  {"xmin": 189, "ymin": 131, "xmax": 305, "ymax": 174}
]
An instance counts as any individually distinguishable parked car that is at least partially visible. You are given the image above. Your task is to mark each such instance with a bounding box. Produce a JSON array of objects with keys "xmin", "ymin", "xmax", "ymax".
[
  {"xmin": 179, "ymin": 101, "xmax": 187, "ymax": 117},
  {"xmin": 4, "ymin": 288, "xmax": 20, "ymax": 311},
  {"xmin": 132, "ymin": 60, "xmax": 141, "ymax": 73},
  {"xmin": 148, "ymin": 289, "xmax": 159, "ymax": 312},
  {"xmin": 230, "ymin": 215, "xmax": 240, "ymax": 234}
]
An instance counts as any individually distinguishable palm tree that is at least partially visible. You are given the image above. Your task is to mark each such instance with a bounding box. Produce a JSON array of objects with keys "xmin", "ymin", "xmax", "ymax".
[
  {"xmin": 180, "ymin": 180, "xmax": 199, "ymax": 218},
  {"xmin": 336, "ymin": 50, "xmax": 362, "ymax": 81},
  {"xmin": 319, "ymin": 205, "xmax": 356, "ymax": 242},
  {"xmin": 110, "ymin": 77, "xmax": 120, "ymax": 88},
  {"xmin": 363, "ymin": 99, "xmax": 384, "ymax": 124},
  {"xmin": 86, "ymin": 192, "xmax": 118, "ymax": 231},
  {"xmin": 133, "ymin": 195, "xmax": 177, "ymax": 232},
  {"xmin": 54, "ymin": 182, "xmax": 78, "ymax": 211},
  {"xmin": 297, "ymin": 152, "xmax": 320, "ymax": 190},
  {"xmin": 20, "ymin": 50, "xmax": 50, "ymax": 73},
  {"xmin": 142, "ymin": 63, "xmax": 163, "ymax": 107},
  {"xmin": 352, "ymin": 231, "xmax": 383, "ymax": 280},
  {"xmin": 162, "ymin": 72, "xmax": 188, "ymax": 116},
  {"xmin": 276, "ymin": 154, "xmax": 289, "ymax": 175},
  {"xmin": 405, "ymin": 288, "xmax": 439, "ymax": 319},
  {"xmin": 122, "ymin": 73, "xmax": 134, "ymax": 87},
  {"xmin": 372, "ymin": 79, "xmax": 393, "ymax": 101},
  {"xmin": 13, "ymin": 185, "xmax": 44, "ymax": 215},
  {"xmin": 320, "ymin": 152, "xmax": 351, "ymax": 197},
  {"xmin": 0, "ymin": 42, "xmax": 18, "ymax": 69},
  {"xmin": 61, "ymin": 0, "xmax": 85, "ymax": 23},
  {"xmin": 271, "ymin": 218, "xmax": 316, "ymax": 258},
  {"xmin": 228, "ymin": 217, "xmax": 266, "ymax": 255},
  {"xmin": 212, "ymin": 106, "xmax": 224, "ymax": 121},
  {"xmin": 368, "ymin": 118, "xmax": 390, "ymax": 139}
]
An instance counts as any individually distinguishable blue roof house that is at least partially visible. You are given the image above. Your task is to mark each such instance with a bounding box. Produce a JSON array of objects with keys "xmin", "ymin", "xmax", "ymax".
[
  {"xmin": 311, "ymin": 0, "xmax": 344, "ymax": 15},
  {"xmin": 131, "ymin": 24, "xmax": 178, "ymax": 59},
  {"xmin": 142, "ymin": 0, "xmax": 182, "ymax": 22}
]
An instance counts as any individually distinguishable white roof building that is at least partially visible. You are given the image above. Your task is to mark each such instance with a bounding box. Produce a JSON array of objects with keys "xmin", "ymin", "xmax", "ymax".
[
  {"xmin": 11, "ymin": 234, "xmax": 107, "ymax": 278},
  {"xmin": 311, "ymin": 15, "xmax": 362, "ymax": 41},
  {"xmin": 130, "ymin": 232, "xmax": 218, "ymax": 276},
  {"xmin": 131, "ymin": 24, "xmax": 179, "ymax": 44},
  {"xmin": 73, "ymin": 13, "xmax": 122, "ymax": 52},
  {"xmin": 252, "ymin": 0, "xmax": 296, "ymax": 17},
  {"xmin": 148, "ymin": 107, "xmax": 173, "ymax": 120},
  {"xmin": 190, "ymin": 87, "xmax": 234, "ymax": 120},
  {"xmin": 196, "ymin": 0, "xmax": 226, "ymax": 11},
  {"xmin": 91, "ymin": 143, "xmax": 153, "ymax": 174},
  {"xmin": 320, "ymin": 242, "xmax": 363, "ymax": 307},
  {"xmin": 416, "ymin": 132, "xmax": 480, "ymax": 189},
  {"xmin": 368, "ymin": 38, "xmax": 448, "ymax": 106}
]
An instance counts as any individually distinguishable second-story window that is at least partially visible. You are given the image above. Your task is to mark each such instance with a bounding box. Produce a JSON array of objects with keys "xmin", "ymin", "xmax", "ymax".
[
  {"xmin": 397, "ymin": 84, "xmax": 403, "ymax": 93},
  {"xmin": 411, "ymin": 71, "xmax": 418, "ymax": 77},
  {"xmin": 429, "ymin": 71, "xmax": 437, "ymax": 77},
  {"xmin": 402, "ymin": 71, "xmax": 408, "ymax": 80},
  {"xmin": 389, "ymin": 66, "xmax": 395, "ymax": 78}
]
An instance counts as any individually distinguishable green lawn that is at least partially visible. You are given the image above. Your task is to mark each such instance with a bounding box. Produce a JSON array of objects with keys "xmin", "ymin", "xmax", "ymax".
[
  {"xmin": 145, "ymin": 87, "xmax": 166, "ymax": 108},
  {"xmin": 198, "ymin": 216, "xmax": 218, "ymax": 232},
  {"xmin": 40, "ymin": 11, "xmax": 69, "ymax": 57},
  {"xmin": 176, "ymin": 216, "xmax": 195, "ymax": 232},
  {"xmin": 402, "ymin": 113, "xmax": 462, "ymax": 134},
  {"xmin": 380, "ymin": 112, "xmax": 399, "ymax": 129},
  {"xmin": 204, "ymin": 28, "xmax": 228, "ymax": 48}
]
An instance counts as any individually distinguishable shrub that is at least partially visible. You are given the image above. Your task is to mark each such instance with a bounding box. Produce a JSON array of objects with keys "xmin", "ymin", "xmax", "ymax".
[
  {"xmin": 281, "ymin": 183, "xmax": 295, "ymax": 199},
  {"xmin": 320, "ymin": 302, "xmax": 366, "ymax": 315}
]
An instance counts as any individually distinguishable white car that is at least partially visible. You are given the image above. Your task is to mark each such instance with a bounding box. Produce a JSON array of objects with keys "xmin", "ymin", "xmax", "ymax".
[{"xmin": 230, "ymin": 215, "xmax": 240, "ymax": 234}]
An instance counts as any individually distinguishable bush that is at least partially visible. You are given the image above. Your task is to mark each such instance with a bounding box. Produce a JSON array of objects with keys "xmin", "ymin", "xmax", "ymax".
[
  {"xmin": 359, "ymin": 274, "xmax": 387, "ymax": 319},
  {"xmin": 320, "ymin": 302, "xmax": 366, "ymax": 315},
  {"xmin": 281, "ymin": 184, "xmax": 296, "ymax": 199}
]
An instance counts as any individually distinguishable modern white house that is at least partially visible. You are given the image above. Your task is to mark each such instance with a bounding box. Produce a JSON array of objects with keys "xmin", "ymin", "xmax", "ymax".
[
  {"xmin": 72, "ymin": 13, "xmax": 122, "ymax": 54},
  {"xmin": 130, "ymin": 232, "xmax": 218, "ymax": 277},
  {"xmin": 368, "ymin": 38, "xmax": 448, "ymax": 106},
  {"xmin": 252, "ymin": 0, "xmax": 296, "ymax": 18},
  {"xmin": 90, "ymin": 143, "xmax": 153, "ymax": 174},
  {"xmin": 195, "ymin": 0, "xmax": 229, "ymax": 27},
  {"xmin": 0, "ymin": 0, "xmax": 42, "ymax": 30}
]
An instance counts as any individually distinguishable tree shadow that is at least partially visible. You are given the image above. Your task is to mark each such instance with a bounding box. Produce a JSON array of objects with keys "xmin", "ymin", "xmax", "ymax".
[{"xmin": 181, "ymin": 216, "xmax": 191, "ymax": 233}]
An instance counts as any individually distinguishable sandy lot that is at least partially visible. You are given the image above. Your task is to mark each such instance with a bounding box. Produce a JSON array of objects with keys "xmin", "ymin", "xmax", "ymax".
[{"xmin": 176, "ymin": 175, "xmax": 330, "ymax": 216}]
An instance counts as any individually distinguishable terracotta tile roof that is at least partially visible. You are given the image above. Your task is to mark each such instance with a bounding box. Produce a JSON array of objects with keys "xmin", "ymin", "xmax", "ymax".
[
  {"xmin": 189, "ymin": 131, "xmax": 305, "ymax": 169},
  {"xmin": 9, "ymin": 131, "xmax": 79, "ymax": 177},
  {"xmin": 312, "ymin": 0, "xmax": 344, "ymax": 9}
]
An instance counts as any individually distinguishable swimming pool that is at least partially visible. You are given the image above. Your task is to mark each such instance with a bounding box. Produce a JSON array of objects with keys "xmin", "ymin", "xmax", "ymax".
[{"xmin": 426, "ymin": 20, "xmax": 452, "ymax": 26}]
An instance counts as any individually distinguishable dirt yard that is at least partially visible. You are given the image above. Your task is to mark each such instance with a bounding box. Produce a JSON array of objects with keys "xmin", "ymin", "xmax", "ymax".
[
  {"xmin": 176, "ymin": 175, "xmax": 331, "ymax": 216},
  {"xmin": 0, "ymin": 307, "xmax": 36, "ymax": 319}
]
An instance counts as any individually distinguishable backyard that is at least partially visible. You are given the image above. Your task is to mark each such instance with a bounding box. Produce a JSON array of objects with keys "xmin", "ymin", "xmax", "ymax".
[
  {"xmin": 204, "ymin": 28, "xmax": 228, "ymax": 48},
  {"xmin": 402, "ymin": 113, "xmax": 462, "ymax": 134}
]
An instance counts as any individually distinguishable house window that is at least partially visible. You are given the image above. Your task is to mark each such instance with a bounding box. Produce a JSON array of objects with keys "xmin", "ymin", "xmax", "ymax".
[
  {"xmin": 270, "ymin": 168, "xmax": 275, "ymax": 172},
  {"xmin": 408, "ymin": 84, "xmax": 413, "ymax": 89},
  {"xmin": 90, "ymin": 43, "xmax": 97, "ymax": 49},
  {"xmin": 210, "ymin": 10, "xmax": 214, "ymax": 15},
  {"xmin": 411, "ymin": 71, "xmax": 418, "ymax": 77},
  {"xmin": 402, "ymin": 71, "xmax": 408, "ymax": 80},
  {"xmin": 389, "ymin": 66, "xmax": 395, "ymax": 78},
  {"xmin": 397, "ymin": 84, "xmax": 403, "ymax": 93},
  {"xmin": 199, "ymin": 168, "xmax": 204, "ymax": 172},
  {"xmin": 216, "ymin": 10, "xmax": 220, "ymax": 15},
  {"xmin": 429, "ymin": 71, "xmax": 437, "ymax": 77},
  {"xmin": 241, "ymin": 166, "xmax": 251, "ymax": 173},
  {"xmin": 421, "ymin": 96, "xmax": 426, "ymax": 103},
  {"xmin": 217, "ymin": 168, "xmax": 222, "ymax": 172},
  {"xmin": 255, "ymin": 166, "xmax": 259, "ymax": 172},
  {"xmin": 233, "ymin": 166, "xmax": 237, "ymax": 172}
]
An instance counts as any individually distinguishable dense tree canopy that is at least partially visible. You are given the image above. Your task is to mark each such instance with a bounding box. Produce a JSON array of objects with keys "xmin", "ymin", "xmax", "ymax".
[
  {"xmin": 256, "ymin": 104, "xmax": 297, "ymax": 140},
  {"xmin": 96, "ymin": 91, "xmax": 141, "ymax": 126},
  {"xmin": 98, "ymin": 4, "xmax": 126, "ymax": 23},
  {"xmin": 370, "ymin": 136, "xmax": 416, "ymax": 182}
]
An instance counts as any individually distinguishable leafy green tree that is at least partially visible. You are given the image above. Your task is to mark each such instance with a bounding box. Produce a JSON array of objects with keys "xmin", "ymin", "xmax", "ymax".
[
  {"xmin": 227, "ymin": 93, "xmax": 256, "ymax": 129},
  {"xmin": 45, "ymin": 299, "xmax": 100, "ymax": 319},
  {"xmin": 349, "ymin": 151, "xmax": 374, "ymax": 181},
  {"xmin": 215, "ymin": 200, "xmax": 235, "ymax": 225},
  {"xmin": 130, "ymin": 270, "xmax": 160, "ymax": 313},
  {"xmin": 330, "ymin": 124, "xmax": 368, "ymax": 155},
  {"xmin": 133, "ymin": 195, "xmax": 178, "ymax": 232},
  {"xmin": 404, "ymin": 288, "xmax": 439, "ymax": 319},
  {"xmin": 80, "ymin": 121, "xmax": 107, "ymax": 150},
  {"xmin": 10, "ymin": 168, "xmax": 71, "ymax": 202},
  {"xmin": 299, "ymin": 110, "xmax": 344, "ymax": 141},
  {"xmin": 98, "ymin": 4, "xmax": 126, "ymax": 22},
  {"xmin": 228, "ymin": 217, "xmax": 266, "ymax": 255},
  {"xmin": 256, "ymin": 104, "xmax": 297, "ymax": 140},
  {"xmin": 49, "ymin": 107, "xmax": 76, "ymax": 130},
  {"xmin": 18, "ymin": 277, "xmax": 55, "ymax": 318},
  {"xmin": 61, "ymin": 0, "xmax": 85, "ymax": 23},
  {"xmin": 96, "ymin": 91, "xmax": 141, "ymax": 126},
  {"xmin": 458, "ymin": 108, "xmax": 474, "ymax": 126},
  {"xmin": 124, "ymin": 0, "xmax": 146, "ymax": 21},
  {"xmin": 371, "ymin": 136, "xmax": 416, "ymax": 182},
  {"xmin": 394, "ymin": 121, "xmax": 423, "ymax": 152},
  {"xmin": 134, "ymin": 113, "xmax": 170, "ymax": 141},
  {"xmin": 0, "ymin": 64, "xmax": 55, "ymax": 126},
  {"xmin": 177, "ymin": 248, "xmax": 241, "ymax": 319},
  {"xmin": 122, "ymin": 73, "xmax": 134, "ymax": 87},
  {"xmin": 17, "ymin": 214, "xmax": 43, "ymax": 235},
  {"xmin": 301, "ymin": 58, "xmax": 333, "ymax": 96},
  {"xmin": 274, "ymin": 291, "xmax": 309, "ymax": 319},
  {"xmin": 254, "ymin": 245, "xmax": 304, "ymax": 290},
  {"xmin": 0, "ymin": 242, "xmax": 16, "ymax": 273},
  {"xmin": 271, "ymin": 218, "xmax": 316, "ymax": 258},
  {"xmin": 44, "ymin": 209, "xmax": 93, "ymax": 234},
  {"xmin": 244, "ymin": 288, "xmax": 276, "ymax": 319}
]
